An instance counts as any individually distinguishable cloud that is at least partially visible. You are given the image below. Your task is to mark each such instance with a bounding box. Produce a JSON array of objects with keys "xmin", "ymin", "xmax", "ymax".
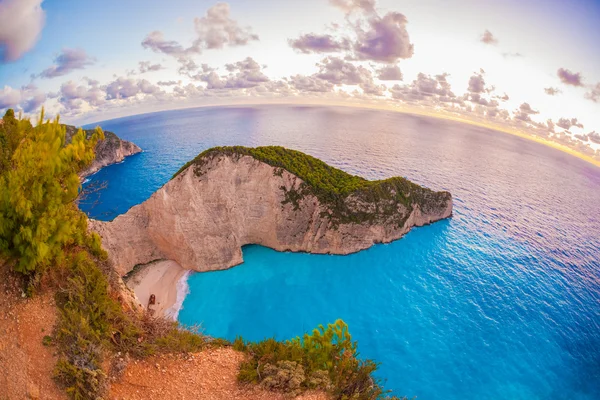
[
  {"xmin": 556, "ymin": 117, "xmax": 584, "ymax": 130},
  {"xmin": 359, "ymin": 80, "xmax": 385, "ymax": 96},
  {"xmin": 315, "ymin": 56, "xmax": 371, "ymax": 85},
  {"xmin": 172, "ymin": 83, "xmax": 205, "ymax": 98},
  {"xmin": 588, "ymin": 131, "xmax": 600, "ymax": 145},
  {"xmin": 390, "ymin": 73, "xmax": 459, "ymax": 104},
  {"xmin": 480, "ymin": 30, "xmax": 497, "ymax": 45},
  {"xmin": 142, "ymin": 2, "xmax": 258, "ymax": 61},
  {"xmin": 59, "ymin": 80, "xmax": 106, "ymax": 111},
  {"xmin": 462, "ymin": 71, "xmax": 499, "ymax": 106},
  {"xmin": 513, "ymin": 102, "xmax": 539, "ymax": 122},
  {"xmin": 142, "ymin": 31, "xmax": 188, "ymax": 57},
  {"xmin": 376, "ymin": 64, "xmax": 402, "ymax": 80},
  {"xmin": 190, "ymin": 57, "xmax": 269, "ymax": 90},
  {"xmin": 557, "ymin": 68, "xmax": 583, "ymax": 87},
  {"xmin": 544, "ymin": 87, "xmax": 561, "ymax": 96},
  {"xmin": 584, "ymin": 83, "xmax": 600, "ymax": 103},
  {"xmin": 0, "ymin": 86, "xmax": 23, "ymax": 109},
  {"xmin": 353, "ymin": 12, "xmax": 414, "ymax": 62},
  {"xmin": 38, "ymin": 48, "xmax": 96, "ymax": 79},
  {"xmin": 329, "ymin": 0, "xmax": 376, "ymax": 14},
  {"xmin": 468, "ymin": 73, "xmax": 486, "ymax": 94},
  {"xmin": 502, "ymin": 52, "xmax": 523, "ymax": 58},
  {"xmin": 312, "ymin": 56, "xmax": 383, "ymax": 95},
  {"xmin": 288, "ymin": 75, "xmax": 334, "ymax": 93},
  {"xmin": 288, "ymin": 0, "xmax": 413, "ymax": 64},
  {"xmin": 21, "ymin": 92, "xmax": 46, "ymax": 112},
  {"xmin": 288, "ymin": 34, "xmax": 350, "ymax": 54},
  {"xmin": 157, "ymin": 80, "xmax": 180, "ymax": 86},
  {"xmin": 192, "ymin": 3, "xmax": 259, "ymax": 50},
  {"xmin": 0, "ymin": 84, "xmax": 46, "ymax": 113},
  {"xmin": 138, "ymin": 61, "xmax": 164, "ymax": 74},
  {"xmin": 0, "ymin": 0, "xmax": 45, "ymax": 63},
  {"xmin": 105, "ymin": 77, "xmax": 162, "ymax": 100}
]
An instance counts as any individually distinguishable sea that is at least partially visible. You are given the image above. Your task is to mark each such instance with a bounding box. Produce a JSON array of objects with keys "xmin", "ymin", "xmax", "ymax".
[{"xmin": 81, "ymin": 105, "xmax": 600, "ymax": 400}]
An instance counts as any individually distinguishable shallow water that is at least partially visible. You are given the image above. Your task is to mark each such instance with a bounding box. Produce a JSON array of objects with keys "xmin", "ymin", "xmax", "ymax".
[{"xmin": 82, "ymin": 105, "xmax": 600, "ymax": 399}]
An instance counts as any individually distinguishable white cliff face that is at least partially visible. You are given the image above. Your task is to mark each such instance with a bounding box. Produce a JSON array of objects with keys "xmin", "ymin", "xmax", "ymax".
[
  {"xmin": 91, "ymin": 154, "xmax": 452, "ymax": 276},
  {"xmin": 80, "ymin": 133, "xmax": 142, "ymax": 178}
]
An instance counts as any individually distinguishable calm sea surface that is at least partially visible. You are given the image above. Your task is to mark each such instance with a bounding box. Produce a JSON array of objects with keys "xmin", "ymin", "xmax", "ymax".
[{"xmin": 81, "ymin": 105, "xmax": 600, "ymax": 399}]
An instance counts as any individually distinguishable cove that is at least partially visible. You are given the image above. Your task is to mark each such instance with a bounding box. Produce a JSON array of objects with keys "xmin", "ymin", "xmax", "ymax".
[{"xmin": 82, "ymin": 105, "xmax": 600, "ymax": 400}]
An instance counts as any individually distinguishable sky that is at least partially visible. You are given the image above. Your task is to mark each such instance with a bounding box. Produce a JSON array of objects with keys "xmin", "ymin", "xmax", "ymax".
[{"xmin": 1, "ymin": 0, "xmax": 599, "ymax": 160}]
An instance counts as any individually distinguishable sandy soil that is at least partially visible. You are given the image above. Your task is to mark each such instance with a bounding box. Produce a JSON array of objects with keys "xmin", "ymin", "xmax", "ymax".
[
  {"xmin": 0, "ymin": 263, "xmax": 65, "ymax": 400},
  {"xmin": 125, "ymin": 260, "xmax": 188, "ymax": 318},
  {"xmin": 109, "ymin": 347, "xmax": 328, "ymax": 400}
]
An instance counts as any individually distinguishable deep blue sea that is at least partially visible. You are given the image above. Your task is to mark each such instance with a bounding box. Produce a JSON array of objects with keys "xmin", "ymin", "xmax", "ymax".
[{"xmin": 81, "ymin": 105, "xmax": 600, "ymax": 400}]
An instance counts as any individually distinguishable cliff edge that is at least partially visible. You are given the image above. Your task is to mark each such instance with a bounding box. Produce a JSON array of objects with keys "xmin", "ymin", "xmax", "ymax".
[
  {"xmin": 91, "ymin": 146, "xmax": 452, "ymax": 276},
  {"xmin": 65, "ymin": 125, "xmax": 142, "ymax": 177}
]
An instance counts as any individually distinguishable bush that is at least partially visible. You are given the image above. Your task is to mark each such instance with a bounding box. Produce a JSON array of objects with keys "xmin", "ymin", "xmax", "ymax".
[
  {"xmin": 237, "ymin": 319, "xmax": 398, "ymax": 399},
  {"xmin": 261, "ymin": 361, "xmax": 305, "ymax": 394}
]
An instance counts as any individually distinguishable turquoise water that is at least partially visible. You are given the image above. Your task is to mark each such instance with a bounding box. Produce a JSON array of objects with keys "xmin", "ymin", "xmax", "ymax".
[{"xmin": 82, "ymin": 105, "xmax": 600, "ymax": 399}]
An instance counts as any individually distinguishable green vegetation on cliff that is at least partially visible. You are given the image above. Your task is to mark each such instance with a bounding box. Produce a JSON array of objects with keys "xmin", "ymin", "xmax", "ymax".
[
  {"xmin": 234, "ymin": 320, "xmax": 406, "ymax": 399},
  {"xmin": 174, "ymin": 146, "xmax": 451, "ymax": 225}
]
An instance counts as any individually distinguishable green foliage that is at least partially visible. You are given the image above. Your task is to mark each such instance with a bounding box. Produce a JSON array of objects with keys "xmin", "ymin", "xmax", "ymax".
[
  {"xmin": 0, "ymin": 109, "xmax": 32, "ymax": 174},
  {"xmin": 43, "ymin": 335, "xmax": 54, "ymax": 347},
  {"xmin": 173, "ymin": 146, "xmax": 451, "ymax": 225},
  {"xmin": 260, "ymin": 361, "xmax": 305, "ymax": 394},
  {"xmin": 237, "ymin": 319, "xmax": 399, "ymax": 399},
  {"xmin": 53, "ymin": 249, "xmax": 207, "ymax": 399},
  {"xmin": 0, "ymin": 109, "xmax": 104, "ymax": 275}
]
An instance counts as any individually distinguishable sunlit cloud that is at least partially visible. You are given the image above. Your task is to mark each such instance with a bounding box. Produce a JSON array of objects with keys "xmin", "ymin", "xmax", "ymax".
[
  {"xmin": 480, "ymin": 30, "xmax": 498, "ymax": 45},
  {"xmin": 557, "ymin": 68, "xmax": 583, "ymax": 87},
  {"xmin": 38, "ymin": 48, "xmax": 96, "ymax": 79},
  {"xmin": 0, "ymin": 0, "xmax": 45, "ymax": 63}
]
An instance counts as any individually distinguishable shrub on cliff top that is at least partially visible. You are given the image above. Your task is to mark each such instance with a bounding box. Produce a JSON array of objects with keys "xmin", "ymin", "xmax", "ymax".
[{"xmin": 235, "ymin": 319, "xmax": 408, "ymax": 399}]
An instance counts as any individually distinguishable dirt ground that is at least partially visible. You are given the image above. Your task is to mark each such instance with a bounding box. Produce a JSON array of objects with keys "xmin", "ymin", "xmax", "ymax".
[
  {"xmin": 0, "ymin": 262, "xmax": 327, "ymax": 400},
  {"xmin": 109, "ymin": 347, "xmax": 328, "ymax": 400},
  {"xmin": 0, "ymin": 262, "xmax": 65, "ymax": 400}
]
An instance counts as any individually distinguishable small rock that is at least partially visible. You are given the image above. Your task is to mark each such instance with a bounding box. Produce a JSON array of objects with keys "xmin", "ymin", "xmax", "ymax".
[{"xmin": 27, "ymin": 382, "xmax": 40, "ymax": 399}]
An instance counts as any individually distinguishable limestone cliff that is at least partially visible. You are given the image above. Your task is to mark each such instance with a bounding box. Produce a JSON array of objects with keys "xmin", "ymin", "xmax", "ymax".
[
  {"xmin": 91, "ymin": 146, "xmax": 452, "ymax": 276},
  {"xmin": 65, "ymin": 125, "xmax": 142, "ymax": 178}
]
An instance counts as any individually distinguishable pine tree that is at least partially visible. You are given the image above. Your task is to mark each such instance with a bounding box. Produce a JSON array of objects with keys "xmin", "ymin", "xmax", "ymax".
[
  {"xmin": 0, "ymin": 110, "xmax": 104, "ymax": 274},
  {"xmin": 0, "ymin": 109, "xmax": 33, "ymax": 174}
]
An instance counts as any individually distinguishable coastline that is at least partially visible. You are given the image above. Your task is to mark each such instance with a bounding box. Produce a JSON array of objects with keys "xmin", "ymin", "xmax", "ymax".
[{"xmin": 125, "ymin": 260, "xmax": 190, "ymax": 320}]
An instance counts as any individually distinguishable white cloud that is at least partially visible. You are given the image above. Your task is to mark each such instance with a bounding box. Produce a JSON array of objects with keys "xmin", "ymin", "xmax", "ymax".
[
  {"xmin": 39, "ymin": 48, "xmax": 96, "ymax": 78},
  {"xmin": 0, "ymin": 0, "xmax": 45, "ymax": 62}
]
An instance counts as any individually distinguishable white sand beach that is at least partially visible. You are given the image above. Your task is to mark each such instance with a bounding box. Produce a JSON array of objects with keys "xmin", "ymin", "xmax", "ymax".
[{"xmin": 125, "ymin": 260, "xmax": 189, "ymax": 319}]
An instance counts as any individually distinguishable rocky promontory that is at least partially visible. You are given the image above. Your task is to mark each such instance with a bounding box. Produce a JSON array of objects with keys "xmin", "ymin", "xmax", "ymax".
[
  {"xmin": 65, "ymin": 125, "xmax": 142, "ymax": 177},
  {"xmin": 92, "ymin": 146, "xmax": 452, "ymax": 276}
]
